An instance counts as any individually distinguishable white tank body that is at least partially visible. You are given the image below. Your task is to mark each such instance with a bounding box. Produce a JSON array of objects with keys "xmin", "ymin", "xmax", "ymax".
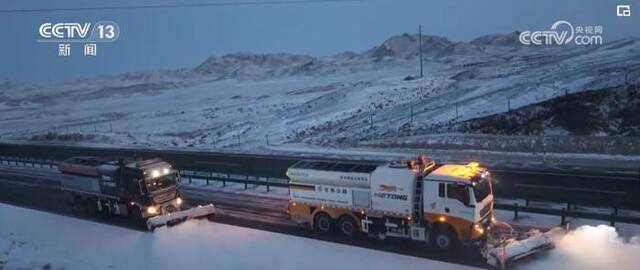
[
  {"xmin": 287, "ymin": 161, "xmax": 418, "ymax": 216},
  {"xmin": 370, "ymin": 166, "xmax": 417, "ymax": 215}
]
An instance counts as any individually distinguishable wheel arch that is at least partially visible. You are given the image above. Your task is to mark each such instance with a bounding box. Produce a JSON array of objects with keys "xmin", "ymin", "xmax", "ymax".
[
  {"xmin": 310, "ymin": 208, "xmax": 359, "ymax": 229},
  {"xmin": 433, "ymin": 221, "xmax": 459, "ymax": 240}
]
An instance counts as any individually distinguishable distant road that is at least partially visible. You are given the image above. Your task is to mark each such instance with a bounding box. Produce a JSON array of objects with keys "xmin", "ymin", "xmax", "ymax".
[{"xmin": 0, "ymin": 142, "xmax": 638, "ymax": 208}]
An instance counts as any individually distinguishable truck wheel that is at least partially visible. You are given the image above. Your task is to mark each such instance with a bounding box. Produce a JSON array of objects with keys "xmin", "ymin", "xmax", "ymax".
[
  {"xmin": 314, "ymin": 213, "xmax": 333, "ymax": 233},
  {"xmin": 432, "ymin": 227, "xmax": 458, "ymax": 251},
  {"xmin": 338, "ymin": 216, "xmax": 357, "ymax": 236}
]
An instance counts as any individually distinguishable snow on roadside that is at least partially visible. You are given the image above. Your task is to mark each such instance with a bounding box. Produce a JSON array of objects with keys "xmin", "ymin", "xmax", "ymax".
[
  {"xmin": 495, "ymin": 209, "xmax": 640, "ymax": 237},
  {"xmin": 516, "ymin": 225, "xmax": 640, "ymax": 270},
  {"xmin": 494, "ymin": 210, "xmax": 640, "ymax": 270},
  {"xmin": 0, "ymin": 203, "xmax": 478, "ymax": 270}
]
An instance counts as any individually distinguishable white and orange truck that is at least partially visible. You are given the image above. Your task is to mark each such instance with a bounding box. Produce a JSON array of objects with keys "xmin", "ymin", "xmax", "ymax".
[{"xmin": 286, "ymin": 155, "xmax": 558, "ymax": 268}]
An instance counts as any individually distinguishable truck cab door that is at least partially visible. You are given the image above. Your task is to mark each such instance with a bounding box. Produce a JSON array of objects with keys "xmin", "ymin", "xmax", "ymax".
[
  {"xmin": 422, "ymin": 181, "xmax": 446, "ymax": 216},
  {"xmin": 444, "ymin": 183, "xmax": 474, "ymax": 221}
]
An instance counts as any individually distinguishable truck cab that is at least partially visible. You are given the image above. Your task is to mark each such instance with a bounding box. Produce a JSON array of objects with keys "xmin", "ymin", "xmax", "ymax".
[
  {"xmin": 421, "ymin": 162, "xmax": 494, "ymax": 248},
  {"xmin": 120, "ymin": 158, "xmax": 183, "ymax": 218}
]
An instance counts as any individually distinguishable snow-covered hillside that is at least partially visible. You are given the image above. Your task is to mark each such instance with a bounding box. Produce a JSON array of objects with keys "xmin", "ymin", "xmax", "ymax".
[
  {"xmin": 1, "ymin": 32, "xmax": 639, "ymax": 150},
  {"xmin": 449, "ymin": 84, "xmax": 640, "ymax": 136}
]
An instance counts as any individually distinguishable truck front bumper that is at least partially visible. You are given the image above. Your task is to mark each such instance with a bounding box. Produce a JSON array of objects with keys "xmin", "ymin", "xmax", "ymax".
[
  {"xmin": 142, "ymin": 198, "xmax": 182, "ymax": 218},
  {"xmin": 463, "ymin": 212, "xmax": 494, "ymax": 245}
]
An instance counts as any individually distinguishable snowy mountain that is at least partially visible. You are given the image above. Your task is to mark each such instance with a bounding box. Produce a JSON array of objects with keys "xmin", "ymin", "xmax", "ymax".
[
  {"xmin": 1, "ymin": 32, "xmax": 639, "ymax": 150},
  {"xmin": 470, "ymin": 31, "xmax": 522, "ymax": 47},
  {"xmin": 193, "ymin": 53, "xmax": 316, "ymax": 79}
]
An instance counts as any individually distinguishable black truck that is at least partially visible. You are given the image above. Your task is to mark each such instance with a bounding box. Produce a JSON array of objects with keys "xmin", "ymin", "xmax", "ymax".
[{"xmin": 58, "ymin": 156, "xmax": 214, "ymax": 229}]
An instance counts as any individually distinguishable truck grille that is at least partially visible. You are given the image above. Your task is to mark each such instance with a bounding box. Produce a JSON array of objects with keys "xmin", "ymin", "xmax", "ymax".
[{"xmin": 152, "ymin": 190, "xmax": 176, "ymax": 204}]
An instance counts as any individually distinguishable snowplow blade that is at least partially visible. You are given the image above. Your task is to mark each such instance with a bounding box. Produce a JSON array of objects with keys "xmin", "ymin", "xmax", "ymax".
[
  {"xmin": 146, "ymin": 204, "xmax": 216, "ymax": 231},
  {"xmin": 484, "ymin": 226, "xmax": 564, "ymax": 269}
]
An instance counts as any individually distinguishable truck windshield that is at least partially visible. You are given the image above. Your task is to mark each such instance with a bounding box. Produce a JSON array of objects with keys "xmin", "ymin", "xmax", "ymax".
[
  {"xmin": 146, "ymin": 174, "xmax": 177, "ymax": 192},
  {"xmin": 473, "ymin": 179, "xmax": 491, "ymax": 202}
]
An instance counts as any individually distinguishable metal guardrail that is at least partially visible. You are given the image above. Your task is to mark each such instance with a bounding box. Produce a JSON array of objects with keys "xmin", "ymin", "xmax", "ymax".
[
  {"xmin": 494, "ymin": 203, "xmax": 640, "ymax": 226},
  {"xmin": 1, "ymin": 142, "xmax": 638, "ymax": 209},
  {"xmin": 0, "ymin": 155, "xmax": 638, "ymax": 225},
  {"xmin": 178, "ymin": 170, "xmax": 288, "ymax": 192},
  {"xmin": 0, "ymin": 156, "xmax": 58, "ymax": 168}
]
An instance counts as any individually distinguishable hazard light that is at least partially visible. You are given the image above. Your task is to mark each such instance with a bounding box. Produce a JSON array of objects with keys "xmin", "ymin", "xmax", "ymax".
[
  {"xmin": 147, "ymin": 206, "xmax": 158, "ymax": 215},
  {"xmin": 452, "ymin": 162, "xmax": 483, "ymax": 178},
  {"xmin": 148, "ymin": 167, "xmax": 173, "ymax": 178},
  {"xmin": 474, "ymin": 223, "xmax": 485, "ymax": 234}
]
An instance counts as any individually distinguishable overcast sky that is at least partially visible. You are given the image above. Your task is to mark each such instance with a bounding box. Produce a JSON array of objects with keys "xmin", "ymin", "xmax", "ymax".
[{"xmin": 0, "ymin": 0, "xmax": 638, "ymax": 82}]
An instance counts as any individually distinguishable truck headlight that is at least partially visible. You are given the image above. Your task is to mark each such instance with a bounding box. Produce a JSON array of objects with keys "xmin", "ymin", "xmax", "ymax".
[
  {"xmin": 176, "ymin": 197, "xmax": 183, "ymax": 205},
  {"xmin": 147, "ymin": 206, "xmax": 158, "ymax": 215},
  {"xmin": 474, "ymin": 224, "xmax": 484, "ymax": 234}
]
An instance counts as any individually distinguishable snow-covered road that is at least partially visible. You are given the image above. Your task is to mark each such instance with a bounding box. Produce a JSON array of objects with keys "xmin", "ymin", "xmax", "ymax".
[
  {"xmin": 2, "ymin": 164, "xmax": 640, "ymax": 270},
  {"xmin": 0, "ymin": 203, "xmax": 479, "ymax": 270}
]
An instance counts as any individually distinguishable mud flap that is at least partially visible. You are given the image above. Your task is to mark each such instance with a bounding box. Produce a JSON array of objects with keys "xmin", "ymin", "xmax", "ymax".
[{"xmin": 146, "ymin": 204, "xmax": 216, "ymax": 231}]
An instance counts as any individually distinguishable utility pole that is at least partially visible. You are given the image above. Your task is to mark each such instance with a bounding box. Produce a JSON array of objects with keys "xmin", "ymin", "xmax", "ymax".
[
  {"xmin": 625, "ymin": 68, "xmax": 629, "ymax": 87},
  {"xmin": 419, "ymin": 25, "xmax": 423, "ymax": 78},
  {"xmin": 370, "ymin": 114, "xmax": 374, "ymax": 129},
  {"xmin": 410, "ymin": 103, "xmax": 414, "ymax": 127},
  {"xmin": 369, "ymin": 114, "xmax": 375, "ymax": 141},
  {"xmin": 455, "ymin": 103, "xmax": 458, "ymax": 121}
]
